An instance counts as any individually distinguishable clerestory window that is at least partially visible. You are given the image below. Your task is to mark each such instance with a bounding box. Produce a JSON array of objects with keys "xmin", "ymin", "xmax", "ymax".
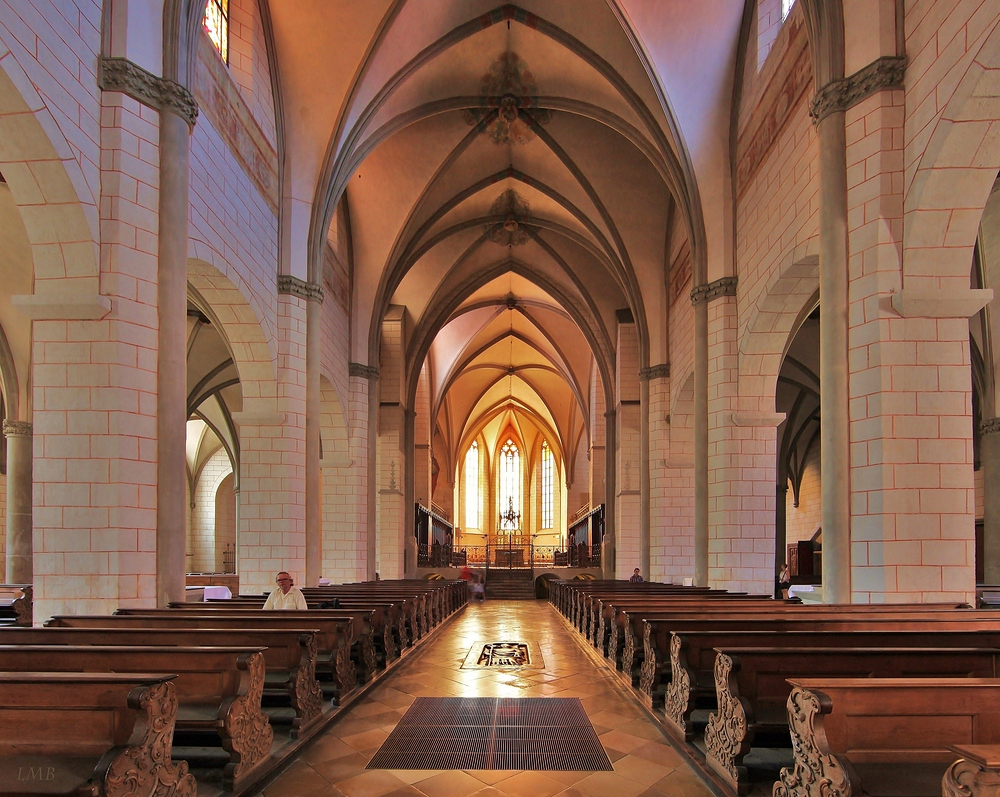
[{"xmin": 204, "ymin": 0, "xmax": 229, "ymax": 63}]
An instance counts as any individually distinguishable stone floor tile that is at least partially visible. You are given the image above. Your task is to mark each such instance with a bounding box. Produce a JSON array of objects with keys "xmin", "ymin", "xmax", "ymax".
[
  {"xmin": 341, "ymin": 728, "xmax": 391, "ymax": 753},
  {"xmin": 263, "ymin": 760, "xmax": 336, "ymax": 797},
  {"xmin": 598, "ymin": 729, "xmax": 651, "ymax": 754},
  {"xmin": 572, "ymin": 771, "xmax": 649, "ymax": 797},
  {"xmin": 391, "ymin": 770, "xmax": 444, "ymax": 785},
  {"xmin": 495, "ymin": 771, "xmax": 564, "ymax": 797},
  {"xmin": 627, "ymin": 740, "xmax": 686, "ymax": 768},
  {"xmin": 335, "ymin": 770, "xmax": 408, "ymax": 797},
  {"xmin": 644, "ymin": 766, "xmax": 715, "ymax": 797},
  {"xmin": 312, "ymin": 751, "xmax": 372, "ymax": 784},
  {"xmin": 412, "ymin": 770, "xmax": 488, "ymax": 797},
  {"xmin": 613, "ymin": 754, "xmax": 675, "ymax": 787},
  {"xmin": 300, "ymin": 734, "xmax": 358, "ymax": 765},
  {"xmin": 466, "ymin": 770, "xmax": 516, "ymax": 786}
]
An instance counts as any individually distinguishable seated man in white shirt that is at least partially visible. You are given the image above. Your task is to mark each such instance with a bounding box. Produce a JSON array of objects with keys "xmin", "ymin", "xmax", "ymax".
[{"xmin": 263, "ymin": 571, "xmax": 308, "ymax": 610}]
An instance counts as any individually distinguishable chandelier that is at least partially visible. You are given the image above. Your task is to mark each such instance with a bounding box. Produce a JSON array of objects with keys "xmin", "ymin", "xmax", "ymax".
[{"xmin": 499, "ymin": 496, "xmax": 520, "ymax": 531}]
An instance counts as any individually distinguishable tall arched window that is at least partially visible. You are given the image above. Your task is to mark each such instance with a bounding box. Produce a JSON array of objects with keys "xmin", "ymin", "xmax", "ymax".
[
  {"xmin": 499, "ymin": 439, "xmax": 521, "ymax": 531},
  {"xmin": 541, "ymin": 441, "xmax": 553, "ymax": 529},
  {"xmin": 465, "ymin": 442, "xmax": 479, "ymax": 529},
  {"xmin": 781, "ymin": 0, "xmax": 795, "ymax": 21},
  {"xmin": 204, "ymin": 0, "xmax": 229, "ymax": 63}
]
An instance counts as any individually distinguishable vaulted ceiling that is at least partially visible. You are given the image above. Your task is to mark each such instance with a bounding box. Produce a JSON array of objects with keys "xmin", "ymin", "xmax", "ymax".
[{"xmin": 268, "ymin": 0, "xmax": 744, "ymax": 473}]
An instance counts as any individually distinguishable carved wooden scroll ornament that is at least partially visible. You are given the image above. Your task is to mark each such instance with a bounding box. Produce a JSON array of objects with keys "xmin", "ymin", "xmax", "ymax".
[{"xmin": 773, "ymin": 687, "xmax": 853, "ymax": 797}]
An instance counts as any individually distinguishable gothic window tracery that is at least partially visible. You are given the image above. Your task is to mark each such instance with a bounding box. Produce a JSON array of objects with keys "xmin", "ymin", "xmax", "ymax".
[
  {"xmin": 499, "ymin": 439, "xmax": 521, "ymax": 531},
  {"xmin": 465, "ymin": 442, "xmax": 479, "ymax": 529},
  {"xmin": 541, "ymin": 441, "xmax": 553, "ymax": 530}
]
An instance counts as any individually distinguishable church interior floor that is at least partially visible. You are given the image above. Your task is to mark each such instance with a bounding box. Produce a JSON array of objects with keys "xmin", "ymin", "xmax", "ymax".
[{"xmin": 254, "ymin": 600, "xmax": 715, "ymax": 797}]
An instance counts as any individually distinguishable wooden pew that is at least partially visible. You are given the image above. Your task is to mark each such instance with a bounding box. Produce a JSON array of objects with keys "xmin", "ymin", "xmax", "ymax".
[
  {"xmin": 17, "ymin": 625, "xmax": 326, "ymax": 731},
  {"xmin": 636, "ymin": 613, "xmax": 1000, "ymax": 709},
  {"xmin": 774, "ymin": 678, "xmax": 1000, "ymax": 797},
  {"xmin": 0, "ymin": 672, "xmax": 197, "ymax": 797},
  {"xmin": 175, "ymin": 598, "xmax": 403, "ymax": 667},
  {"xmin": 610, "ymin": 600, "xmax": 973, "ymax": 683},
  {"xmin": 0, "ymin": 644, "xmax": 272, "ymax": 792},
  {"xmin": 0, "ymin": 584, "xmax": 31, "ymax": 626},
  {"xmin": 47, "ymin": 614, "xmax": 357, "ymax": 702},
  {"xmin": 208, "ymin": 596, "xmax": 404, "ymax": 664},
  {"xmin": 700, "ymin": 646, "xmax": 1000, "ymax": 796},
  {"xmin": 117, "ymin": 606, "xmax": 381, "ymax": 685},
  {"xmin": 942, "ymin": 744, "xmax": 1000, "ymax": 797}
]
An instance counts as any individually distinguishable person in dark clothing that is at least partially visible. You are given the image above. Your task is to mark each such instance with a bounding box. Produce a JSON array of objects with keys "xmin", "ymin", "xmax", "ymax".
[{"xmin": 629, "ymin": 568, "xmax": 643, "ymax": 584}]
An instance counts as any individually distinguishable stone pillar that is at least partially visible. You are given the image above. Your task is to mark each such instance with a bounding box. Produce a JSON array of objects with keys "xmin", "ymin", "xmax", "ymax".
[
  {"xmin": 156, "ymin": 107, "xmax": 192, "ymax": 608},
  {"xmin": 604, "ymin": 409, "xmax": 616, "ymax": 578},
  {"xmin": 693, "ymin": 293, "xmax": 709, "ymax": 586},
  {"xmin": 615, "ymin": 315, "xmax": 641, "ymax": 578},
  {"xmin": 378, "ymin": 308, "xmax": 407, "ymax": 579},
  {"xmin": 590, "ymin": 374, "xmax": 607, "ymax": 506},
  {"xmin": 815, "ymin": 107, "xmax": 851, "ymax": 604},
  {"xmin": 305, "ymin": 296, "xmax": 321, "ymax": 587},
  {"xmin": 776, "ymin": 483, "xmax": 788, "ymax": 567},
  {"xmin": 983, "ymin": 421, "xmax": 1000, "ymax": 584},
  {"xmin": 639, "ymin": 376, "xmax": 651, "ymax": 580},
  {"xmin": 4, "ymin": 421, "xmax": 31, "ymax": 584}
]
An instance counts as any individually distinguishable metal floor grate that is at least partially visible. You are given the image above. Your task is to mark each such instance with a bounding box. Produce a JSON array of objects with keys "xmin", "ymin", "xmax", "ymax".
[{"xmin": 367, "ymin": 697, "xmax": 613, "ymax": 771}]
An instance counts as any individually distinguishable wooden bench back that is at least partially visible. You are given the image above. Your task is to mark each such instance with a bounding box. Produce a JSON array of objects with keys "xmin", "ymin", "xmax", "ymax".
[{"xmin": 0, "ymin": 672, "xmax": 197, "ymax": 797}]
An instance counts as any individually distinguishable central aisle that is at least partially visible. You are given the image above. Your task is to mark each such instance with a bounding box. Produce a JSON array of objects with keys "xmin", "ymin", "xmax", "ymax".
[{"xmin": 258, "ymin": 600, "xmax": 715, "ymax": 797}]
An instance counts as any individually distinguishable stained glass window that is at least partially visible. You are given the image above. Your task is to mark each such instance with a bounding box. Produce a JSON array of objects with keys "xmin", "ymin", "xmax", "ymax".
[
  {"xmin": 541, "ymin": 441, "xmax": 553, "ymax": 529},
  {"xmin": 781, "ymin": 0, "xmax": 796, "ymax": 21},
  {"xmin": 204, "ymin": 0, "xmax": 229, "ymax": 63},
  {"xmin": 499, "ymin": 439, "xmax": 521, "ymax": 531},
  {"xmin": 465, "ymin": 442, "xmax": 479, "ymax": 529}
]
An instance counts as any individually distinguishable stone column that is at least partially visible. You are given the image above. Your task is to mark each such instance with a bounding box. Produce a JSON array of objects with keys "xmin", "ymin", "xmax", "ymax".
[
  {"xmin": 639, "ymin": 376, "xmax": 651, "ymax": 579},
  {"xmin": 693, "ymin": 295, "xmax": 709, "ymax": 586},
  {"xmin": 981, "ymin": 420, "xmax": 1000, "ymax": 583},
  {"xmin": 305, "ymin": 297, "xmax": 321, "ymax": 587},
  {"xmin": 157, "ymin": 107, "xmax": 192, "ymax": 607},
  {"xmin": 603, "ymin": 409, "xmax": 616, "ymax": 578},
  {"xmin": 4, "ymin": 420, "xmax": 31, "ymax": 584},
  {"xmin": 815, "ymin": 107, "xmax": 851, "ymax": 604}
]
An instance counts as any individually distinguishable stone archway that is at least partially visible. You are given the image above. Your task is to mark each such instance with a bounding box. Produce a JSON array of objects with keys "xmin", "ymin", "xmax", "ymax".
[
  {"xmin": 739, "ymin": 241, "xmax": 820, "ymax": 408},
  {"xmin": 188, "ymin": 259, "xmax": 281, "ymax": 595}
]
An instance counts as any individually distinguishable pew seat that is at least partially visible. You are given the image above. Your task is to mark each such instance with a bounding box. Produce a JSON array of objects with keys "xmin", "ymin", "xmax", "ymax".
[
  {"xmin": 699, "ymin": 646, "xmax": 1000, "ymax": 796},
  {"xmin": 0, "ymin": 645, "xmax": 273, "ymax": 793},
  {"xmin": 8, "ymin": 625, "xmax": 325, "ymax": 736},
  {"xmin": 0, "ymin": 672, "xmax": 197, "ymax": 797},
  {"xmin": 775, "ymin": 678, "xmax": 1000, "ymax": 797}
]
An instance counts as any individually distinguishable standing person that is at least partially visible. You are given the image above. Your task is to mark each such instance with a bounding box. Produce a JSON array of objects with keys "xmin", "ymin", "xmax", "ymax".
[
  {"xmin": 778, "ymin": 563, "xmax": 791, "ymax": 600},
  {"xmin": 263, "ymin": 571, "xmax": 308, "ymax": 610},
  {"xmin": 629, "ymin": 567, "xmax": 644, "ymax": 584}
]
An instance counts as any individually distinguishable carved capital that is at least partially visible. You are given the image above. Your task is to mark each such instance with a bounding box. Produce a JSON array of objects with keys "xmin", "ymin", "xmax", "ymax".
[
  {"xmin": 99, "ymin": 57, "xmax": 198, "ymax": 127},
  {"xmin": 349, "ymin": 362, "xmax": 380, "ymax": 380},
  {"xmin": 981, "ymin": 418, "xmax": 1000, "ymax": 437},
  {"xmin": 277, "ymin": 274, "xmax": 324, "ymax": 302},
  {"xmin": 639, "ymin": 363, "xmax": 671, "ymax": 381},
  {"xmin": 810, "ymin": 56, "xmax": 906, "ymax": 124},
  {"xmin": 2, "ymin": 420, "xmax": 31, "ymax": 437},
  {"xmin": 691, "ymin": 276, "xmax": 738, "ymax": 306}
]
